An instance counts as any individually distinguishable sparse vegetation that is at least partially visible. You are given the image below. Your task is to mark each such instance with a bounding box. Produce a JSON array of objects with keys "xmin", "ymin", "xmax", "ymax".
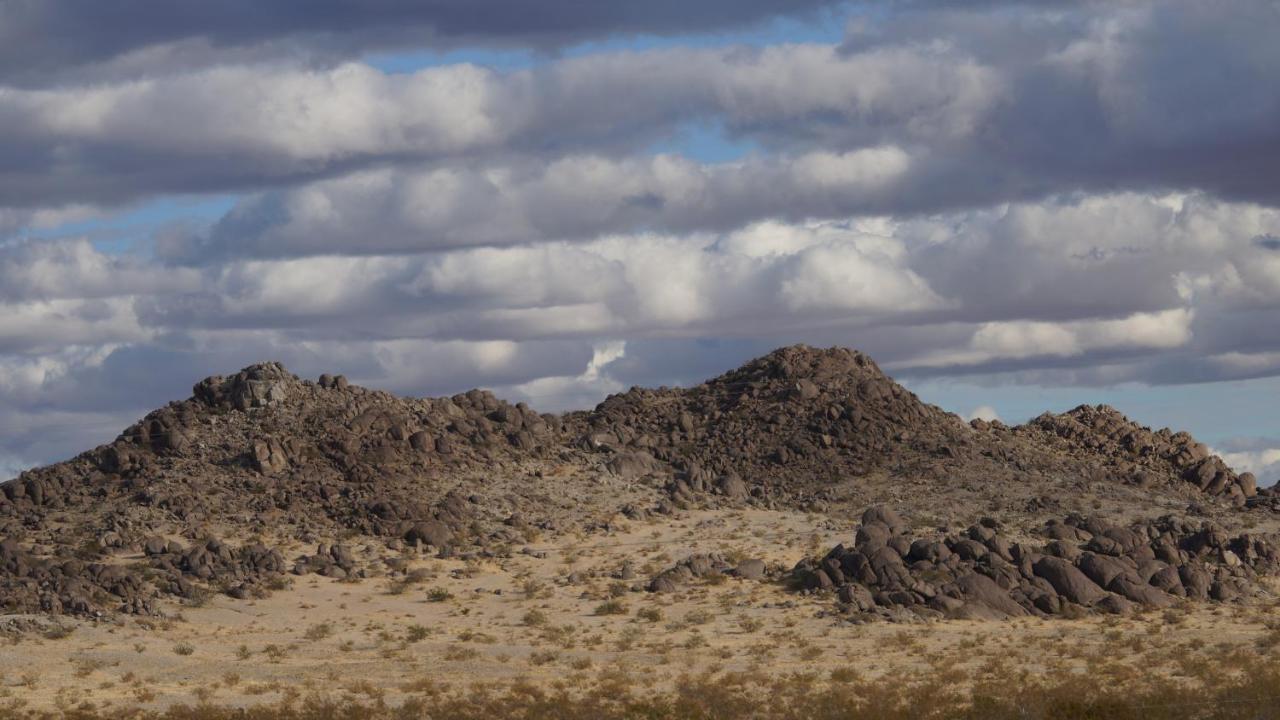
[
  {"xmin": 24, "ymin": 655, "xmax": 1280, "ymax": 720},
  {"xmin": 593, "ymin": 599, "xmax": 629, "ymax": 616},
  {"xmin": 302, "ymin": 623, "xmax": 332, "ymax": 641},
  {"xmin": 637, "ymin": 607, "xmax": 664, "ymax": 623}
]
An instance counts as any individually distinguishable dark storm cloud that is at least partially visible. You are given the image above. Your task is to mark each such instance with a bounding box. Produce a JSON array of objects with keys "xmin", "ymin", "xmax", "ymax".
[
  {"xmin": 0, "ymin": 0, "xmax": 843, "ymax": 84},
  {"xmin": 2, "ymin": 1, "xmax": 1277, "ymax": 219}
]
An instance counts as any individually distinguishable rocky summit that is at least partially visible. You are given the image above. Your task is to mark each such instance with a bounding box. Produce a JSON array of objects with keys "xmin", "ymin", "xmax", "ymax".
[{"xmin": 1, "ymin": 345, "xmax": 1277, "ymax": 619}]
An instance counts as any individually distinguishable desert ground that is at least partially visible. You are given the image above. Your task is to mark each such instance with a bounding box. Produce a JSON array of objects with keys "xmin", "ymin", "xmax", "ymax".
[{"xmin": 5, "ymin": 507, "xmax": 1280, "ymax": 718}]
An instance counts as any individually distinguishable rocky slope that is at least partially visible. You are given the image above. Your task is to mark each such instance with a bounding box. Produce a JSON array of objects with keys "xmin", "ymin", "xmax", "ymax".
[
  {"xmin": 1019, "ymin": 404, "xmax": 1258, "ymax": 504},
  {"xmin": 0, "ymin": 345, "xmax": 1275, "ymax": 618}
]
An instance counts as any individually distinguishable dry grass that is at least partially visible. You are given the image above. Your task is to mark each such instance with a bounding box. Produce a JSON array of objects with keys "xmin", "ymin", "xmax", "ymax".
[{"xmin": 1, "ymin": 656, "xmax": 1278, "ymax": 719}]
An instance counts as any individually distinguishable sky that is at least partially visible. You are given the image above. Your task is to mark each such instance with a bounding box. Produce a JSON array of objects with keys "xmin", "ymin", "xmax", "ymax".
[{"xmin": 1, "ymin": 0, "xmax": 1278, "ymax": 485}]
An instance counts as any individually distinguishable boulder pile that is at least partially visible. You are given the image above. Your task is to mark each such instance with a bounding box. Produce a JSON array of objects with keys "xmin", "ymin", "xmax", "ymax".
[
  {"xmin": 647, "ymin": 553, "xmax": 771, "ymax": 592},
  {"xmin": 0, "ymin": 534, "xmax": 290, "ymax": 616},
  {"xmin": 796, "ymin": 507, "xmax": 1280, "ymax": 620}
]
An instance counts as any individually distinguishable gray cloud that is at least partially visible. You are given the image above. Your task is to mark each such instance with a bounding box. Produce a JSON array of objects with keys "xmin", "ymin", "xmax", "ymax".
[
  {"xmin": 164, "ymin": 148, "xmax": 915, "ymax": 260},
  {"xmin": 3, "ymin": 2, "xmax": 1279, "ymax": 213},
  {"xmin": 1215, "ymin": 439, "xmax": 1280, "ymax": 487},
  {"xmin": 9, "ymin": 192, "xmax": 1280, "ymax": 376},
  {"xmin": 0, "ymin": 0, "xmax": 844, "ymax": 84},
  {"xmin": 0, "ymin": 43, "xmax": 990, "ymax": 208}
]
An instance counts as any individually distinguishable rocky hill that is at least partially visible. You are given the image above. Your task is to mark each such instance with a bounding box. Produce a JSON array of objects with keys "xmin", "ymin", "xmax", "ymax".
[
  {"xmin": 0, "ymin": 345, "xmax": 1275, "ymax": 618},
  {"xmin": 565, "ymin": 346, "xmax": 970, "ymax": 499},
  {"xmin": 569, "ymin": 346, "xmax": 1264, "ymax": 514}
]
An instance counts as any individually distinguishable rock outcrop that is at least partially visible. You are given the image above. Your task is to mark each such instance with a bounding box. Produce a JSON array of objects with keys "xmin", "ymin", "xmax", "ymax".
[{"xmin": 796, "ymin": 508, "xmax": 1279, "ymax": 620}]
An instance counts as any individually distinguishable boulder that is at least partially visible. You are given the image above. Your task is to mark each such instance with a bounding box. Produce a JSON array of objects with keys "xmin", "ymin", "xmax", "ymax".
[
  {"xmin": 648, "ymin": 574, "xmax": 679, "ymax": 593},
  {"xmin": 1108, "ymin": 575, "xmax": 1174, "ymax": 607},
  {"xmin": 251, "ymin": 438, "xmax": 289, "ymax": 474},
  {"xmin": 950, "ymin": 539, "xmax": 988, "ymax": 562},
  {"xmin": 143, "ymin": 537, "xmax": 169, "ymax": 557},
  {"xmin": 1077, "ymin": 553, "xmax": 1131, "ymax": 588},
  {"xmin": 954, "ymin": 573, "xmax": 1028, "ymax": 617},
  {"xmin": 1148, "ymin": 565, "xmax": 1186, "ymax": 596},
  {"xmin": 855, "ymin": 523, "xmax": 891, "ymax": 550},
  {"xmin": 734, "ymin": 559, "xmax": 767, "ymax": 580},
  {"xmin": 404, "ymin": 521, "xmax": 454, "ymax": 549},
  {"xmin": 1033, "ymin": 556, "xmax": 1107, "ymax": 606},
  {"xmin": 1179, "ymin": 565, "xmax": 1212, "ymax": 600},
  {"xmin": 1044, "ymin": 540, "xmax": 1082, "ymax": 562},
  {"xmin": 837, "ymin": 583, "xmax": 875, "ymax": 610},
  {"xmin": 606, "ymin": 451, "xmax": 657, "ymax": 478},
  {"xmin": 861, "ymin": 507, "xmax": 907, "ymax": 535},
  {"xmin": 716, "ymin": 473, "xmax": 749, "ymax": 500},
  {"xmin": 838, "ymin": 551, "xmax": 877, "ymax": 585},
  {"xmin": 1095, "ymin": 593, "xmax": 1137, "ymax": 615}
]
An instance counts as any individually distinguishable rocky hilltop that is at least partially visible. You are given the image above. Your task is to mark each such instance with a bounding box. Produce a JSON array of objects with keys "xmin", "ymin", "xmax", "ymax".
[{"xmin": 1, "ymin": 345, "xmax": 1275, "ymax": 619}]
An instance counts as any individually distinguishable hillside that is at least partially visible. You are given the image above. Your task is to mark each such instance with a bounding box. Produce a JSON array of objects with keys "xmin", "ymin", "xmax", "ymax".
[{"xmin": 0, "ymin": 345, "xmax": 1275, "ymax": 619}]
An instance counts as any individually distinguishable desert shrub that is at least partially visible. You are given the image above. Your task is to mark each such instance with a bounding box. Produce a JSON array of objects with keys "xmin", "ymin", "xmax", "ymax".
[
  {"xmin": 521, "ymin": 609, "xmax": 549, "ymax": 627},
  {"xmin": 303, "ymin": 623, "xmax": 333, "ymax": 641},
  {"xmin": 637, "ymin": 607, "xmax": 664, "ymax": 623},
  {"xmin": 593, "ymin": 600, "xmax": 629, "ymax": 616},
  {"xmin": 41, "ymin": 624, "xmax": 75, "ymax": 640}
]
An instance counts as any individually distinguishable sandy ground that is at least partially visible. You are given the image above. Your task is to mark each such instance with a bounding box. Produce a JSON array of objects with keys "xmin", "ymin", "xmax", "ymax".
[{"xmin": 3, "ymin": 508, "xmax": 1279, "ymax": 715}]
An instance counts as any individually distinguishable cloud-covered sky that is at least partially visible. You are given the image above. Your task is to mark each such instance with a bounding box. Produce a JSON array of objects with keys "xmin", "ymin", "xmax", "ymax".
[{"xmin": 2, "ymin": 0, "xmax": 1279, "ymax": 484}]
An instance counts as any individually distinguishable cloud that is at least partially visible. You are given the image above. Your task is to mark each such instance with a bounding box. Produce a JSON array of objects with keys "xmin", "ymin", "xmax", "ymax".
[
  {"xmin": 140, "ymin": 221, "xmax": 946, "ymax": 343},
  {"xmin": 1216, "ymin": 446, "xmax": 1280, "ymax": 487},
  {"xmin": 0, "ymin": 299, "xmax": 149, "ymax": 355},
  {"xmin": 0, "ymin": 1, "xmax": 845, "ymax": 84},
  {"xmin": 0, "ymin": 44, "xmax": 986, "ymax": 208},
  {"xmin": 164, "ymin": 148, "xmax": 914, "ymax": 260},
  {"xmin": 966, "ymin": 405, "xmax": 1001, "ymax": 423},
  {"xmin": 899, "ymin": 309, "xmax": 1195, "ymax": 372},
  {"xmin": 0, "ymin": 238, "xmax": 200, "ymax": 301},
  {"xmin": 3, "ymin": 2, "xmax": 1278, "ymax": 215},
  {"xmin": 503, "ymin": 340, "xmax": 630, "ymax": 411},
  {"xmin": 7, "ymin": 191, "xmax": 1280, "ymax": 374}
]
